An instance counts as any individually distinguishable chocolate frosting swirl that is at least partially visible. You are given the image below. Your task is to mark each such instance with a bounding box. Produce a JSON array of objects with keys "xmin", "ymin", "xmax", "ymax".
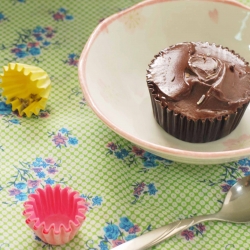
[{"xmin": 147, "ymin": 42, "xmax": 250, "ymax": 120}]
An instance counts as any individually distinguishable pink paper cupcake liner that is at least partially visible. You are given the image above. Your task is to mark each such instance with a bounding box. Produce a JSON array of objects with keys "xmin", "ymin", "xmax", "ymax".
[{"xmin": 23, "ymin": 185, "xmax": 88, "ymax": 245}]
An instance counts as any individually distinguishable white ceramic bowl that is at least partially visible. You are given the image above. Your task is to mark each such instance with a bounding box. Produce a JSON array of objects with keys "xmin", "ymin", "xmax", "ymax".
[{"xmin": 78, "ymin": 0, "xmax": 250, "ymax": 164}]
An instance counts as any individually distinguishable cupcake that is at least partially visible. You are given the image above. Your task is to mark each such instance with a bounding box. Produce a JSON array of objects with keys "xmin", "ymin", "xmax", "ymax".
[
  {"xmin": 23, "ymin": 185, "xmax": 87, "ymax": 245},
  {"xmin": 0, "ymin": 63, "xmax": 51, "ymax": 117},
  {"xmin": 146, "ymin": 42, "xmax": 250, "ymax": 143}
]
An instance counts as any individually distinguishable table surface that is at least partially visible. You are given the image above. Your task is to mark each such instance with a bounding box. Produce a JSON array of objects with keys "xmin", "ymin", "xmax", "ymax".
[{"xmin": 0, "ymin": 0, "xmax": 250, "ymax": 249}]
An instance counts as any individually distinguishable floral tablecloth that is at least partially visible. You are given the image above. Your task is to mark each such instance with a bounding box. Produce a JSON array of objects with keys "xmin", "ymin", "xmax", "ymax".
[{"xmin": 0, "ymin": 0, "xmax": 250, "ymax": 249}]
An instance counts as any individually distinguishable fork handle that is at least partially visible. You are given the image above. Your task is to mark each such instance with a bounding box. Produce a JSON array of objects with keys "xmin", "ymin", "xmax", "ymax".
[{"xmin": 114, "ymin": 214, "xmax": 215, "ymax": 250}]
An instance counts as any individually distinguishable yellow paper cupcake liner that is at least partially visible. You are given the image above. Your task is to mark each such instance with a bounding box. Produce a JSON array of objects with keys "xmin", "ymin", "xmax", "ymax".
[{"xmin": 0, "ymin": 63, "xmax": 51, "ymax": 117}]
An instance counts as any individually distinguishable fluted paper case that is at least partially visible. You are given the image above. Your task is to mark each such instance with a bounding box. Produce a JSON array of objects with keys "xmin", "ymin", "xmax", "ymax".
[
  {"xmin": 0, "ymin": 63, "xmax": 51, "ymax": 117},
  {"xmin": 148, "ymin": 84, "xmax": 249, "ymax": 143},
  {"xmin": 23, "ymin": 185, "xmax": 87, "ymax": 245}
]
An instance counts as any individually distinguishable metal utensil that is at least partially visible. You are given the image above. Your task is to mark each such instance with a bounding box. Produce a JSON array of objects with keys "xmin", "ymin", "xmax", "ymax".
[{"xmin": 114, "ymin": 176, "xmax": 250, "ymax": 250}]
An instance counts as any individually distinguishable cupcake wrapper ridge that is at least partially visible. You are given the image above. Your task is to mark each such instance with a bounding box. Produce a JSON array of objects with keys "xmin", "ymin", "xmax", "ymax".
[
  {"xmin": 148, "ymin": 85, "xmax": 249, "ymax": 143},
  {"xmin": 0, "ymin": 63, "xmax": 51, "ymax": 117},
  {"xmin": 23, "ymin": 185, "xmax": 87, "ymax": 245}
]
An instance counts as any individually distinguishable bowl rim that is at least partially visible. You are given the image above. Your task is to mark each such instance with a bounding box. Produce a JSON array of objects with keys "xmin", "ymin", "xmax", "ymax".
[{"xmin": 78, "ymin": 0, "xmax": 250, "ymax": 161}]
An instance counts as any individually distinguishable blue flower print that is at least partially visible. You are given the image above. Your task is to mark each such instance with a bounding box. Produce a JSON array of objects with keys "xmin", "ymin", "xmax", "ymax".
[
  {"xmin": 65, "ymin": 15, "xmax": 73, "ymax": 20},
  {"xmin": 0, "ymin": 12, "xmax": 7, "ymax": 22},
  {"xmin": 35, "ymin": 35, "xmax": 43, "ymax": 41},
  {"xmin": 114, "ymin": 151, "xmax": 124, "ymax": 159},
  {"xmin": 9, "ymin": 118, "xmax": 21, "ymax": 125},
  {"xmin": 68, "ymin": 137, "xmax": 78, "ymax": 145},
  {"xmin": 143, "ymin": 152, "xmax": 157, "ymax": 161},
  {"xmin": 4, "ymin": 157, "xmax": 69, "ymax": 206},
  {"xmin": 68, "ymin": 53, "xmax": 77, "ymax": 59},
  {"xmin": 125, "ymin": 234, "xmax": 137, "ymax": 241},
  {"xmin": 226, "ymin": 179, "xmax": 236, "ymax": 186},
  {"xmin": 64, "ymin": 53, "xmax": 79, "ymax": 66},
  {"xmin": 9, "ymin": 25, "xmax": 57, "ymax": 62},
  {"xmin": 80, "ymin": 194, "xmax": 87, "ymax": 199},
  {"xmin": 15, "ymin": 51, "xmax": 29, "ymax": 58},
  {"xmin": 16, "ymin": 44, "xmax": 26, "ymax": 49},
  {"xmin": 87, "ymin": 218, "xmax": 151, "ymax": 249},
  {"xmin": 52, "ymin": 8, "xmax": 74, "ymax": 21},
  {"xmin": 35, "ymin": 235, "xmax": 42, "ymax": 242},
  {"xmin": 120, "ymin": 149, "xmax": 129, "ymax": 157},
  {"xmin": 103, "ymin": 224, "xmax": 120, "ymax": 240},
  {"xmin": 59, "ymin": 128, "xmax": 69, "ymax": 134},
  {"xmin": 15, "ymin": 192, "xmax": 27, "ymax": 201},
  {"xmin": 15, "ymin": 182, "xmax": 27, "ymax": 190},
  {"xmin": 238, "ymin": 158, "xmax": 250, "ymax": 166},
  {"xmin": 43, "ymin": 41, "xmax": 51, "ymax": 46},
  {"xmin": 29, "ymin": 188, "xmax": 36, "ymax": 194},
  {"xmin": 98, "ymin": 241, "xmax": 108, "ymax": 250},
  {"xmin": 106, "ymin": 142, "xmax": 173, "ymax": 172},
  {"xmin": 0, "ymin": 102, "xmax": 12, "ymax": 115},
  {"xmin": 92, "ymin": 196, "xmax": 102, "ymax": 206},
  {"xmin": 32, "ymin": 158, "xmax": 48, "ymax": 168},
  {"xmin": 29, "ymin": 47, "xmax": 41, "ymax": 56},
  {"xmin": 143, "ymin": 160, "xmax": 158, "ymax": 168},
  {"xmin": 148, "ymin": 183, "xmax": 158, "ymax": 195},
  {"xmin": 36, "ymin": 172, "xmax": 46, "ymax": 178},
  {"xmin": 115, "ymin": 149, "xmax": 129, "ymax": 160},
  {"xmin": 80, "ymin": 193, "xmax": 103, "ymax": 210},
  {"xmin": 33, "ymin": 26, "xmax": 45, "ymax": 34},
  {"xmin": 119, "ymin": 217, "xmax": 134, "ymax": 232},
  {"xmin": 245, "ymin": 171, "xmax": 250, "ymax": 176},
  {"xmin": 132, "ymin": 182, "xmax": 158, "ymax": 204},
  {"xmin": 59, "ymin": 8, "xmax": 66, "ymax": 13},
  {"xmin": 45, "ymin": 178, "xmax": 55, "ymax": 185},
  {"xmin": 49, "ymin": 128, "xmax": 79, "ymax": 148}
]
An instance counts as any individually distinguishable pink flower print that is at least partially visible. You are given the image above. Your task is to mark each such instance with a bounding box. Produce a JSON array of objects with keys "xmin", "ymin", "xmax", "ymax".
[
  {"xmin": 53, "ymin": 12, "xmax": 64, "ymax": 21},
  {"xmin": 45, "ymin": 26, "xmax": 53, "ymax": 31},
  {"xmin": 52, "ymin": 133, "xmax": 68, "ymax": 147},
  {"xmin": 181, "ymin": 230, "xmax": 194, "ymax": 240},
  {"xmin": 223, "ymin": 134, "xmax": 250, "ymax": 150},
  {"xmin": 11, "ymin": 48, "xmax": 21, "ymax": 53},
  {"xmin": 40, "ymin": 112, "xmax": 49, "ymax": 118},
  {"xmin": 129, "ymin": 225, "xmax": 140, "ymax": 234},
  {"xmin": 133, "ymin": 182, "xmax": 146, "ymax": 196},
  {"xmin": 137, "ymin": 182, "xmax": 146, "ymax": 189},
  {"xmin": 47, "ymin": 167, "xmax": 58, "ymax": 174},
  {"xmin": 196, "ymin": 223, "xmax": 206, "ymax": 234},
  {"xmin": 27, "ymin": 180, "xmax": 41, "ymax": 189},
  {"xmin": 68, "ymin": 58, "xmax": 78, "ymax": 66},
  {"xmin": 133, "ymin": 187, "xmax": 143, "ymax": 196},
  {"xmin": 132, "ymin": 146, "xmax": 145, "ymax": 156},
  {"xmin": 239, "ymin": 166, "xmax": 249, "ymax": 173},
  {"xmin": 33, "ymin": 33, "xmax": 42, "ymax": 40},
  {"xmin": 45, "ymin": 32, "xmax": 54, "ymax": 38},
  {"xmin": 32, "ymin": 168, "xmax": 43, "ymax": 173},
  {"xmin": 9, "ymin": 188, "xmax": 21, "ymax": 196},
  {"xmin": 99, "ymin": 18, "xmax": 105, "ymax": 23},
  {"xmin": 45, "ymin": 158, "xmax": 55, "ymax": 164},
  {"xmin": 112, "ymin": 239, "xmax": 125, "ymax": 247},
  {"xmin": 209, "ymin": 9, "xmax": 218, "ymax": 23},
  {"xmin": 106, "ymin": 142, "xmax": 117, "ymax": 151},
  {"xmin": 221, "ymin": 183, "xmax": 232, "ymax": 193},
  {"xmin": 27, "ymin": 42, "xmax": 40, "ymax": 48}
]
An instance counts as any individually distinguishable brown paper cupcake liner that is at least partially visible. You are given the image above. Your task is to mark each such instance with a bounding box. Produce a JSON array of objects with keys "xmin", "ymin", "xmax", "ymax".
[{"xmin": 148, "ymin": 85, "xmax": 249, "ymax": 143}]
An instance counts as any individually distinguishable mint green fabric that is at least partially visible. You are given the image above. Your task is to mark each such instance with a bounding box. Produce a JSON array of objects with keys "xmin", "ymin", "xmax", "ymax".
[{"xmin": 0, "ymin": 0, "xmax": 250, "ymax": 249}]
